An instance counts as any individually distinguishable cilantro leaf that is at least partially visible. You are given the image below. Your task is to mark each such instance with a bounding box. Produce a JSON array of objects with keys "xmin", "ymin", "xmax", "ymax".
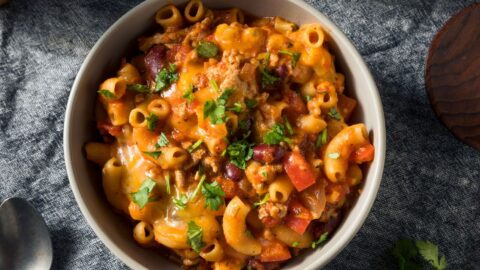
[
  {"xmin": 327, "ymin": 107, "xmax": 341, "ymax": 120},
  {"xmin": 203, "ymin": 89, "xmax": 234, "ymax": 125},
  {"xmin": 127, "ymin": 84, "xmax": 150, "ymax": 93},
  {"xmin": 188, "ymin": 140, "xmax": 203, "ymax": 153},
  {"xmin": 245, "ymin": 98, "xmax": 257, "ymax": 109},
  {"xmin": 253, "ymin": 193, "xmax": 270, "ymax": 207},
  {"xmin": 183, "ymin": 85, "xmax": 196, "ymax": 103},
  {"xmin": 279, "ymin": 50, "xmax": 301, "ymax": 67},
  {"xmin": 228, "ymin": 102, "xmax": 243, "ymax": 113},
  {"xmin": 155, "ymin": 63, "xmax": 178, "ymax": 92},
  {"xmin": 146, "ymin": 113, "xmax": 158, "ymax": 131},
  {"xmin": 316, "ymin": 129, "xmax": 328, "ymax": 148},
  {"xmin": 98, "ymin": 89, "xmax": 115, "ymax": 99},
  {"xmin": 173, "ymin": 194, "xmax": 188, "ymax": 209},
  {"xmin": 187, "ymin": 221, "xmax": 205, "ymax": 253},
  {"xmin": 201, "ymin": 181, "xmax": 225, "ymax": 210},
  {"xmin": 311, "ymin": 232, "xmax": 328, "ymax": 248},
  {"xmin": 292, "ymin": 241, "xmax": 299, "ymax": 247},
  {"xmin": 196, "ymin": 41, "xmax": 219, "ymax": 58},
  {"xmin": 227, "ymin": 139, "xmax": 254, "ymax": 169},
  {"xmin": 131, "ymin": 178, "xmax": 157, "ymax": 208},
  {"xmin": 263, "ymin": 123, "xmax": 291, "ymax": 145},
  {"xmin": 155, "ymin": 132, "xmax": 169, "ymax": 147},
  {"xmin": 416, "ymin": 241, "xmax": 447, "ymax": 270},
  {"xmin": 143, "ymin": 151, "xmax": 161, "ymax": 159}
]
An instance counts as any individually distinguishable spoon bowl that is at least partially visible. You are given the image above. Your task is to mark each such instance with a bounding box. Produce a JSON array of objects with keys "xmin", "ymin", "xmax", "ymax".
[{"xmin": 0, "ymin": 198, "xmax": 52, "ymax": 270}]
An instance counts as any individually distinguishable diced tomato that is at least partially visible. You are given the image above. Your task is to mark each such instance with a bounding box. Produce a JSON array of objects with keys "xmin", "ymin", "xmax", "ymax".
[
  {"xmin": 350, "ymin": 144, "xmax": 375, "ymax": 164},
  {"xmin": 284, "ymin": 200, "xmax": 312, "ymax": 234},
  {"xmin": 259, "ymin": 239, "xmax": 291, "ymax": 263},
  {"xmin": 97, "ymin": 121, "xmax": 122, "ymax": 137},
  {"xmin": 283, "ymin": 152, "xmax": 316, "ymax": 191}
]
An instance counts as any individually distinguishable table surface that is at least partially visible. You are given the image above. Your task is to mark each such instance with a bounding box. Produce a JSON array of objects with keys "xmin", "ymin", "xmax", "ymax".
[{"xmin": 1, "ymin": 0, "xmax": 479, "ymax": 269}]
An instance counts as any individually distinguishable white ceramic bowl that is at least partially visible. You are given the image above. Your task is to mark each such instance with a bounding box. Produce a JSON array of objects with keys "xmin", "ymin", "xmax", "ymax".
[{"xmin": 64, "ymin": 0, "xmax": 386, "ymax": 269}]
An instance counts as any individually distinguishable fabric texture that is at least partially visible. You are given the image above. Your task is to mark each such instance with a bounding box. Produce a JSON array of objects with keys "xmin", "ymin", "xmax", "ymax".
[{"xmin": 1, "ymin": 0, "xmax": 479, "ymax": 269}]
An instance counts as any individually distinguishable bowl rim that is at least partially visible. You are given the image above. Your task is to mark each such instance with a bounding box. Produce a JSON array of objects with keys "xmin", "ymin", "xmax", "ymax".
[{"xmin": 63, "ymin": 0, "xmax": 386, "ymax": 269}]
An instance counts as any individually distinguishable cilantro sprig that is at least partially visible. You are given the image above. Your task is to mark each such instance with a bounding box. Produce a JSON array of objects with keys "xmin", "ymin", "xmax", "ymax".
[
  {"xmin": 263, "ymin": 123, "xmax": 292, "ymax": 145},
  {"xmin": 393, "ymin": 239, "xmax": 447, "ymax": 270},
  {"xmin": 131, "ymin": 178, "xmax": 157, "ymax": 208},
  {"xmin": 203, "ymin": 89, "xmax": 234, "ymax": 125},
  {"xmin": 316, "ymin": 129, "xmax": 328, "ymax": 148},
  {"xmin": 201, "ymin": 181, "xmax": 225, "ymax": 210},
  {"xmin": 187, "ymin": 221, "xmax": 205, "ymax": 253},
  {"xmin": 226, "ymin": 139, "xmax": 254, "ymax": 170},
  {"xmin": 155, "ymin": 63, "xmax": 178, "ymax": 92}
]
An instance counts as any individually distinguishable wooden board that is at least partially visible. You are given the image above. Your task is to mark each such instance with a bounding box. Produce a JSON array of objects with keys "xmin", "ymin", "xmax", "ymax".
[{"xmin": 425, "ymin": 3, "xmax": 480, "ymax": 150}]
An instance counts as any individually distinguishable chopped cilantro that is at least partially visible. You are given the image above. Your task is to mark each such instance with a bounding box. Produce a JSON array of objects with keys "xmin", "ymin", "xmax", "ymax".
[
  {"xmin": 183, "ymin": 85, "xmax": 195, "ymax": 103},
  {"xmin": 305, "ymin": 95, "xmax": 312, "ymax": 102},
  {"xmin": 327, "ymin": 107, "xmax": 341, "ymax": 120},
  {"xmin": 292, "ymin": 241, "xmax": 299, "ymax": 247},
  {"xmin": 173, "ymin": 194, "xmax": 189, "ymax": 209},
  {"xmin": 190, "ymin": 175, "xmax": 206, "ymax": 201},
  {"xmin": 201, "ymin": 181, "xmax": 225, "ymax": 211},
  {"xmin": 127, "ymin": 84, "xmax": 150, "ymax": 93},
  {"xmin": 245, "ymin": 98, "xmax": 258, "ymax": 109},
  {"xmin": 316, "ymin": 129, "xmax": 328, "ymax": 148},
  {"xmin": 261, "ymin": 170, "xmax": 268, "ymax": 179},
  {"xmin": 203, "ymin": 89, "xmax": 234, "ymax": 125},
  {"xmin": 155, "ymin": 63, "xmax": 178, "ymax": 92},
  {"xmin": 253, "ymin": 193, "xmax": 270, "ymax": 207},
  {"xmin": 98, "ymin": 89, "xmax": 115, "ymax": 99},
  {"xmin": 155, "ymin": 132, "xmax": 169, "ymax": 147},
  {"xmin": 143, "ymin": 151, "xmax": 161, "ymax": 159},
  {"xmin": 260, "ymin": 52, "xmax": 280, "ymax": 88},
  {"xmin": 228, "ymin": 102, "xmax": 243, "ymax": 113},
  {"xmin": 210, "ymin": 79, "xmax": 221, "ymax": 93},
  {"xmin": 311, "ymin": 232, "xmax": 328, "ymax": 248},
  {"xmin": 131, "ymin": 178, "xmax": 157, "ymax": 208},
  {"xmin": 226, "ymin": 139, "xmax": 254, "ymax": 169},
  {"xmin": 187, "ymin": 221, "xmax": 205, "ymax": 253},
  {"xmin": 188, "ymin": 140, "xmax": 203, "ymax": 153},
  {"xmin": 146, "ymin": 113, "xmax": 158, "ymax": 131},
  {"xmin": 263, "ymin": 123, "xmax": 291, "ymax": 145},
  {"xmin": 279, "ymin": 50, "xmax": 301, "ymax": 67},
  {"xmin": 196, "ymin": 41, "xmax": 219, "ymax": 58}
]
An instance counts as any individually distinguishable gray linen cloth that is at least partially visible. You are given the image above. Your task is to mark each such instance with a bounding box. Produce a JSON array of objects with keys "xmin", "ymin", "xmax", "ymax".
[{"xmin": 1, "ymin": 0, "xmax": 479, "ymax": 269}]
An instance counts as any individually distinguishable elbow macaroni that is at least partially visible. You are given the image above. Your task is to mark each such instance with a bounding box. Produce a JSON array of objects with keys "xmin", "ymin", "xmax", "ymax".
[{"xmin": 85, "ymin": 1, "xmax": 375, "ymax": 268}]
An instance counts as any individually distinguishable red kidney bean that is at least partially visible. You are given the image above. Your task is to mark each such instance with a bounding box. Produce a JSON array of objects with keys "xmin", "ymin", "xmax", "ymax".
[
  {"xmin": 224, "ymin": 162, "xmax": 243, "ymax": 181},
  {"xmin": 253, "ymin": 144, "xmax": 285, "ymax": 164},
  {"xmin": 144, "ymin": 44, "xmax": 167, "ymax": 81}
]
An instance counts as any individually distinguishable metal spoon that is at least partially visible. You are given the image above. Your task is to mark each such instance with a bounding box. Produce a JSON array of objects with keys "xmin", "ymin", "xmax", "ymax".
[{"xmin": 0, "ymin": 198, "xmax": 52, "ymax": 270}]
